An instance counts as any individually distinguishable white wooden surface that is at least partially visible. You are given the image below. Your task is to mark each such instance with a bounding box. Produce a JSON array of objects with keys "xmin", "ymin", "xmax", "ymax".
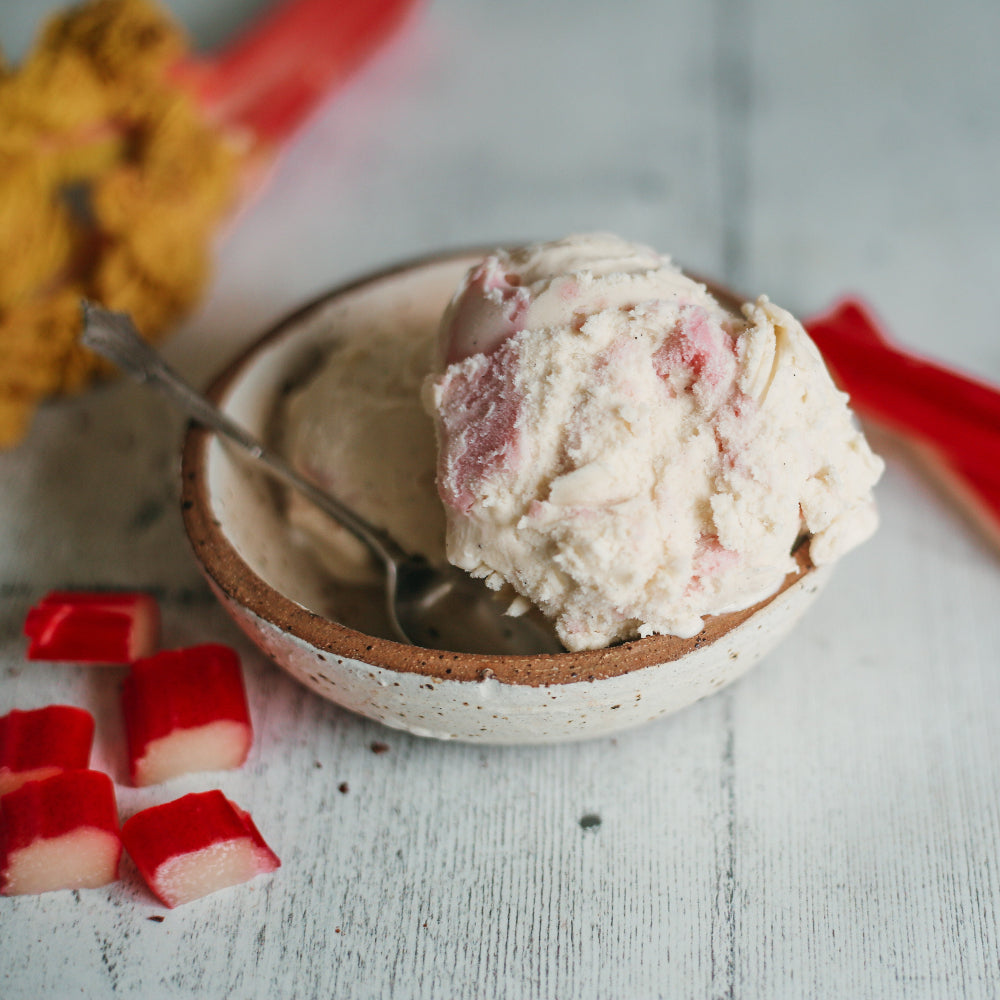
[{"xmin": 2, "ymin": 1, "xmax": 999, "ymax": 997}]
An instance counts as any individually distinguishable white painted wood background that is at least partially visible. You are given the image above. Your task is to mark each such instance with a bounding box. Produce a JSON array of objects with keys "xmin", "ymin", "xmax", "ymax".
[{"xmin": 2, "ymin": 0, "xmax": 999, "ymax": 996}]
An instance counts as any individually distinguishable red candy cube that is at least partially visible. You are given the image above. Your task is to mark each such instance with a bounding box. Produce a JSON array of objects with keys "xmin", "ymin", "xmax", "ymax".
[
  {"xmin": 0, "ymin": 769, "xmax": 122, "ymax": 895},
  {"xmin": 121, "ymin": 790, "xmax": 280, "ymax": 908},
  {"xmin": 24, "ymin": 591, "xmax": 160, "ymax": 664},
  {"xmin": 0, "ymin": 705, "xmax": 95, "ymax": 798},
  {"xmin": 122, "ymin": 644, "xmax": 253, "ymax": 787}
]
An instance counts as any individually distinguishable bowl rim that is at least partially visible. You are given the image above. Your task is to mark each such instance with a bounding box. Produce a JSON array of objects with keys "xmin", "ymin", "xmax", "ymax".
[{"xmin": 180, "ymin": 247, "xmax": 815, "ymax": 688}]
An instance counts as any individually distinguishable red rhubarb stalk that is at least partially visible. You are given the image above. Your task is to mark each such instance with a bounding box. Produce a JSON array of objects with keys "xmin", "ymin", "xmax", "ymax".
[
  {"xmin": 179, "ymin": 0, "xmax": 421, "ymax": 149},
  {"xmin": 122, "ymin": 644, "xmax": 253, "ymax": 787},
  {"xmin": 805, "ymin": 299, "xmax": 1000, "ymax": 549},
  {"xmin": 121, "ymin": 790, "xmax": 280, "ymax": 908},
  {"xmin": 24, "ymin": 591, "xmax": 160, "ymax": 664},
  {"xmin": 0, "ymin": 705, "xmax": 95, "ymax": 798},
  {"xmin": 0, "ymin": 770, "xmax": 122, "ymax": 896}
]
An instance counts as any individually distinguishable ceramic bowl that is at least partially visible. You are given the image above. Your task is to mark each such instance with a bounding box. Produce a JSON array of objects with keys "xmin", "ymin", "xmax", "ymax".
[{"xmin": 180, "ymin": 250, "xmax": 832, "ymax": 744}]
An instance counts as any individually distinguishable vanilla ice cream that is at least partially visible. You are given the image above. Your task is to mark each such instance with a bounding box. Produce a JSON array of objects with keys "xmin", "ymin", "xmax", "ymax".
[
  {"xmin": 284, "ymin": 322, "xmax": 444, "ymax": 585},
  {"xmin": 423, "ymin": 233, "xmax": 884, "ymax": 652}
]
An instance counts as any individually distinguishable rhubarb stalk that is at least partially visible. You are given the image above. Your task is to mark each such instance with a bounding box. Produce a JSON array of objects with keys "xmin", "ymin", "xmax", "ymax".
[
  {"xmin": 806, "ymin": 299, "xmax": 1000, "ymax": 552},
  {"xmin": 180, "ymin": 0, "xmax": 422, "ymax": 151}
]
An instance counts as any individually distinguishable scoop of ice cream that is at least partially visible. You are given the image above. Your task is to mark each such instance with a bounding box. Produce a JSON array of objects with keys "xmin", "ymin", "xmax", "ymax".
[
  {"xmin": 424, "ymin": 233, "xmax": 884, "ymax": 652},
  {"xmin": 285, "ymin": 325, "xmax": 445, "ymax": 584}
]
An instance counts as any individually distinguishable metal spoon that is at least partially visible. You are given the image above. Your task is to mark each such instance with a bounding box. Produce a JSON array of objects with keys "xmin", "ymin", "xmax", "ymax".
[{"xmin": 80, "ymin": 302, "xmax": 564, "ymax": 655}]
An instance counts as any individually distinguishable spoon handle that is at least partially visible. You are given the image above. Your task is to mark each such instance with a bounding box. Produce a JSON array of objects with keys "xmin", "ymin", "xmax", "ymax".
[
  {"xmin": 80, "ymin": 301, "xmax": 408, "ymax": 567},
  {"xmin": 806, "ymin": 299, "xmax": 1000, "ymax": 552}
]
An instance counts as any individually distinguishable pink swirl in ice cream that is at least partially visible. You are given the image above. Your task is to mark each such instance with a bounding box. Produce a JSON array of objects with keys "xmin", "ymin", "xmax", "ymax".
[{"xmin": 424, "ymin": 233, "xmax": 883, "ymax": 652}]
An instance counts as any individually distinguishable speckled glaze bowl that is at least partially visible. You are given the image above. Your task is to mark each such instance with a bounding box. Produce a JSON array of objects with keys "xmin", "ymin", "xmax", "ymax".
[{"xmin": 180, "ymin": 250, "xmax": 833, "ymax": 743}]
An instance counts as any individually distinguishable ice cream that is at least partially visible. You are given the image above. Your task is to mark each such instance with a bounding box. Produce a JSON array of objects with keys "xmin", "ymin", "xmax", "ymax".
[
  {"xmin": 423, "ymin": 234, "xmax": 883, "ymax": 652},
  {"xmin": 284, "ymin": 322, "xmax": 445, "ymax": 585}
]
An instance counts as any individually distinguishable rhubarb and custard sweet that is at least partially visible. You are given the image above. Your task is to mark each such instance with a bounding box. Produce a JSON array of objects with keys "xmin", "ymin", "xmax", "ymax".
[
  {"xmin": 0, "ymin": 705, "xmax": 95, "ymax": 797},
  {"xmin": 0, "ymin": 769, "xmax": 122, "ymax": 895},
  {"xmin": 24, "ymin": 590, "xmax": 160, "ymax": 663},
  {"xmin": 122, "ymin": 790, "xmax": 279, "ymax": 907},
  {"xmin": 122, "ymin": 644, "xmax": 253, "ymax": 786}
]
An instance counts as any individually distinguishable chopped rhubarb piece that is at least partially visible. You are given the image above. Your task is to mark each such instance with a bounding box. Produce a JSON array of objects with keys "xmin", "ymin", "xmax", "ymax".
[
  {"xmin": 122, "ymin": 644, "xmax": 253, "ymax": 787},
  {"xmin": 121, "ymin": 790, "xmax": 280, "ymax": 908},
  {"xmin": 0, "ymin": 770, "xmax": 121, "ymax": 896},
  {"xmin": 0, "ymin": 705, "xmax": 95, "ymax": 798},
  {"xmin": 24, "ymin": 591, "xmax": 160, "ymax": 664}
]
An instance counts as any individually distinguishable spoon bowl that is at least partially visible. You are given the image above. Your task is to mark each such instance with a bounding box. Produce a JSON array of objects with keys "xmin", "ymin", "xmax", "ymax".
[
  {"xmin": 391, "ymin": 556, "xmax": 563, "ymax": 654},
  {"xmin": 177, "ymin": 249, "xmax": 833, "ymax": 743}
]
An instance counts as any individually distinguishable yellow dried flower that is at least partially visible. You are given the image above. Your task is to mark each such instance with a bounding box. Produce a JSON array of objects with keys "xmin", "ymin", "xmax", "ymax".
[
  {"xmin": 38, "ymin": 0, "xmax": 186, "ymax": 84},
  {"xmin": 0, "ymin": 0, "xmax": 242, "ymax": 447},
  {"xmin": 0, "ymin": 155, "xmax": 76, "ymax": 308}
]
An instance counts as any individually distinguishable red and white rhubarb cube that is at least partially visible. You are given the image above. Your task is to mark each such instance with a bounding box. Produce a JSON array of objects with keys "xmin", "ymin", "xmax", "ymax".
[
  {"xmin": 0, "ymin": 705, "xmax": 95, "ymax": 798},
  {"xmin": 121, "ymin": 790, "xmax": 280, "ymax": 908},
  {"xmin": 0, "ymin": 769, "xmax": 122, "ymax": 895},
  {"xmin": 24, "ymin": 591, "xmax": 160, "ymax": 664},
  {"xmin": 122, "ymin": 644, "xmax": 253, "ymax": 787}
]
